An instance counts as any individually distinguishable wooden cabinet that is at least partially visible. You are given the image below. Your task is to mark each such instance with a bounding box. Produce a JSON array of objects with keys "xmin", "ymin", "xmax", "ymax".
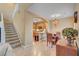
[{"xmin": 56, "ymin": 40, "xmax": 77, "ymax": 56}]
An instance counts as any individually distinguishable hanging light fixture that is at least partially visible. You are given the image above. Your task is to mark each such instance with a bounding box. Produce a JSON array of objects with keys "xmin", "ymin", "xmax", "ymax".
[
  {"xmin": 52, "ymin": 19, "xmax": 59, "ymax": 27},
  {"xmin": 51, "ymin": 14, "xmax": 60, "ymax": 27}
]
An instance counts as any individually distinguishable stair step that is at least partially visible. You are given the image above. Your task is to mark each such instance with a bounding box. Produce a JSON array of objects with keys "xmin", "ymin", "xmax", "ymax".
[
  {"xmin": 5, "ymin": 29, "xmax": 15, "ymax": 31},
  {"xmin": 5, "ymin": 24, "xmax": 13, "ymax": 26},
  {"xmin": 5, "ymin": 27, "xmax": 14, "ymax": 28},
  {"xmin": 6, "ymin": 35, "xmax": 18, "ymax": 39},
  {"xmin": 7, "ymin": 39, "xmax": 20, "ymax": 44},
  {"xmin": 5, "ymin": 25, "xmax": 13, "ymax": 27},
  {"xmin": 5, "ymin": 28, "xmax": 15, "ymax": 30},
  {"xmin": 4, "ymin": 19, "xmax": 11, "ymax": 21},
  {"xmin": 5, "ymin": 29, "xmax": 15, "ymax": 32},
  {"xmin": 5, "ymin": 26, "xmax": 13, "ymax": 28},
  {"xmin": 5, "ymin": 31, "xmax": 15, "ymax": 33},
  {"xmin": 5, "ymin": 30, "xmax": 15, "ymax": 32},
  {"xmin": 5, "ymin": 28, "xmax": 14, "ymax": 30},
  {"xmin": 4, "ymin": 22, "xmax": 12, "ymax": 24},
  {"xmin": 5, "ymin": 31, "xmax": 16, "ymax": 34},
  {"xmin": 4, "ymin": 22, "xmax": 12, "ymax": 25},
  {"xmin": 11, "ymin": 43, "xmax": 21, "ymax": 48},
  {"xmin": 6, "ymin": 37, "xmax": 19, "ymax": 42},
  {"xmin": 5, "ymin": 27, "xmax": 14, "ymax": 29},
  {"xmin": 5, "ymin": 29, "xmax": 14, "ymax": 31},
  {"xmin": 6, "ymin": 34, "xmax": 18, "ymax": 37},
  {"xmin": 4, "ymin": 19, "xmax": 21, "ymax": 48},
  {"xmin": 5, "ymin": 32, "xmax": 17, "ymax": 35}
]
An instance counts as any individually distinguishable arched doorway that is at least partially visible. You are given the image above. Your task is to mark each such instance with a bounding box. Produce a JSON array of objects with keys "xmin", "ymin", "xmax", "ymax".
[{"xmin": 33, "ymin": 17, "xmax": 48, "ymax": 42}]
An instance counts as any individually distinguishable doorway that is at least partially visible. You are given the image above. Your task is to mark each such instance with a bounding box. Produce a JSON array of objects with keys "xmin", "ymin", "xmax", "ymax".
[{"xmin": 33, "ymin": 17, "xmax": 47, "ymax": 42}]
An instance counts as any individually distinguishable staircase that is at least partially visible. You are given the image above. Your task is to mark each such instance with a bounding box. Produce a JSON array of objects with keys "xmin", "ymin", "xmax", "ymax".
[{"xmin": 4, "ymin": 19, "xmax": 21, "ymax": 48}]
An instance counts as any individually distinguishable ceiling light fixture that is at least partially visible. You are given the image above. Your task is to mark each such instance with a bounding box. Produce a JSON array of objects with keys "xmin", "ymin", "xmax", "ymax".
[{"xmin": 51, "ymin": 14, "xmax": 60, "ymax": 27}]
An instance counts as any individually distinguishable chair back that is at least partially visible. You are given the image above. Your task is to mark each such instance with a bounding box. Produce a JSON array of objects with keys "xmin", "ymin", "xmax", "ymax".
[{"xmin": 47, "ymin": 33, "xmax": 52, "ymax": 42}]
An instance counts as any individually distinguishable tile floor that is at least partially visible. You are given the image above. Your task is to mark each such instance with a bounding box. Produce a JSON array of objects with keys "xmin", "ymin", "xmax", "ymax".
[{"xmin": 13, "ymin": 41, "xmax": 56, "ymax": 56}]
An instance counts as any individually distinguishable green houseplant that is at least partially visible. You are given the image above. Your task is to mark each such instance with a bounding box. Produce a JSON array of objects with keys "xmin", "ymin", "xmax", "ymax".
[{"xmin": 62, "ymin": 28, "xmax": 78, "ymax": 46}]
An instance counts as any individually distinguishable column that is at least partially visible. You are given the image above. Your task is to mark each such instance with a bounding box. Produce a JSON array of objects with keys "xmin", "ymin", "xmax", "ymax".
[{"xmin": 24, "ymin": 12, "xmax": 33, "ymax": 47}]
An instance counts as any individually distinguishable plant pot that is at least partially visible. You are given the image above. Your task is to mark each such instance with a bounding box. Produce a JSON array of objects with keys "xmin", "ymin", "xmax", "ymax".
[{"xmin": 67, "ymin": 37, "xmax": 74, "ymax": 46}]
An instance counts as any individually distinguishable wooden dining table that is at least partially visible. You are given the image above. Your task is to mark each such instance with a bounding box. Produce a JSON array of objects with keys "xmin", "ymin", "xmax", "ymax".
[{"xmin": 56, "ymin": 39, "xmax": 77, "ymax": 56}]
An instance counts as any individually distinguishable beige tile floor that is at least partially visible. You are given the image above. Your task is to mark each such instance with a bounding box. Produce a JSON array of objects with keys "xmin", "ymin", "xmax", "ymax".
[{"xmin": 13, "ymin": 41, "xmax": 56, "ymax": 56}]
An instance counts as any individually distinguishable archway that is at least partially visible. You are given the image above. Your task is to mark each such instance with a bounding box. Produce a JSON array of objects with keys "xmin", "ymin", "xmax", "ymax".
[{"xmin": 33, "ymin": 17, "xmax": 48, "ymax": 42}]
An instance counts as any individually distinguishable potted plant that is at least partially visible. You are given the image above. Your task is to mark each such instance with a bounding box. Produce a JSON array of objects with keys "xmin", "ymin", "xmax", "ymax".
[{"xmin": 62, "ymin": 28, "xmax": 78, "ymax": 46}]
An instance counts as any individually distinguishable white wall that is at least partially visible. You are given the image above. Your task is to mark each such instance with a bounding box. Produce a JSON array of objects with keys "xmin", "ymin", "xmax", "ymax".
[
  {"xmin": 12, "ymin": 4, "xmax": 32, "ymax": 45},
  {"xmin": 50, "ymin": 17, "xmax": 74, "ymax": 35},
  {"xmin": 12, "ymin": 3, "xmax": 36, "ymax": 46},
  {"xmin": 46, "ymin": 20, "xmax": 52, "ymax": 32},
  {"xmin": 12, "ymin": 4, "xmax": 25, "ymax": 45},
  {"xmin": 12, "ymin": 12, "xmax": 25, "ymax": 45},
  {"xmin": 24, "ymin": 12, "xmax": 36, "ymax": 46}
]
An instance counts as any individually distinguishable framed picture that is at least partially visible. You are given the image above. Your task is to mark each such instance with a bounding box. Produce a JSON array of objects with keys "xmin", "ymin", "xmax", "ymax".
[{"xmin": 74, "ymin": 11, "xmax": 78, "ymax": 23}]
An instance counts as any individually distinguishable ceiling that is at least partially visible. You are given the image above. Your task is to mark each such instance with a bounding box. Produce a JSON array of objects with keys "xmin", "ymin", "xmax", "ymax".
[
  {"xmin": 0, "ymin": 3, "xmax": 75, "ymax": 20},
  {"xmin": 28, "ymin": 3, "xmax": 75, "ymax": 20}
]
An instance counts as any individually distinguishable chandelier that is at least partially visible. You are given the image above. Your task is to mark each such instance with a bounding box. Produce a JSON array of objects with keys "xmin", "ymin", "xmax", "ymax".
[
  {"xmin": 52, "ymin": 19, "xmax": 59, "ymax": 27},
  {"xmin": 51, "ymin": 14, "xmax": 60, "ymax": 27}
]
